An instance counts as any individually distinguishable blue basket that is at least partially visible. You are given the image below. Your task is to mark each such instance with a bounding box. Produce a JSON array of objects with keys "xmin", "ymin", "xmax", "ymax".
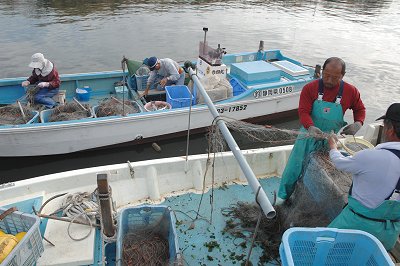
[
  {"xmin": 116, "ymin": 205, "xmax": 180, "ymax": 266},
  {"xmin": 165, "ymin": 85, "xmax": 194, "ymax": 109},
  {"xmin": 230, "ymin": 77, "xmax": 247, "ymax": 96},
  {"xmin": 75, "ymin": 87, "xmax": 91, "ymax": 101},
  {"xmin": 280, "ymin": 227, "xmax": 393, "ymax": 266},
  {"xmin": 135, "ymin": 74, "xmax": 149, "ymax": 91},
  {"xmin": 0, "ymin": 207, "xmax": 44, "ymax": 266}
]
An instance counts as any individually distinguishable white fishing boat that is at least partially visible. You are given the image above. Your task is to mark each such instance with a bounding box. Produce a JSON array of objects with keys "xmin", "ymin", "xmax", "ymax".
[
  {"xmin": 0, "ymin": 119, "xmax": 395, "ymax": 266},
  {"xmin": 0, "ymin": 30, "xmax": 318, "ymax": 157}
]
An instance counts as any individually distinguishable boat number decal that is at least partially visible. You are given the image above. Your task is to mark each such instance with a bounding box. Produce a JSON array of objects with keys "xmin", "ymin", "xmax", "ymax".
[
  {"xmin": 253, "ymin": 86, "xmax": 294, "ymax": 99},
  {"xmin": 217, "ymin": 104, "xmax": 247, "ymax": 114}
]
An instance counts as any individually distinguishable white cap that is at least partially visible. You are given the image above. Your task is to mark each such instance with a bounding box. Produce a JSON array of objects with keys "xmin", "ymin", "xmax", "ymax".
[{"xmin": 29, "ymin": 53, "xmax": 46, "ymax": 68}]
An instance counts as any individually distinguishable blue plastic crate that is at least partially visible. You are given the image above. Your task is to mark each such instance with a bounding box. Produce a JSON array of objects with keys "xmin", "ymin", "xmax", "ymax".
[
  {"xmin": 229, "ymin": 77, "xmax": 247, "ymax": 96},
  {"xmin": 135, "ymin": 74, "xmax": 149, "ymax": 91},
  {"xmin": 0, "ymin": 207, "xmax": 44, "ymax": 266},
  {"xmin": 116, "ymin": 205, "xmax": 180, "ymax": 266},
  {"xmin": 165, "ymin": 85, "xmax": 194, "ymax": 109},
  {"xmin": 280, "ymin": 227, "xmax": 393, "ymax": 266}
]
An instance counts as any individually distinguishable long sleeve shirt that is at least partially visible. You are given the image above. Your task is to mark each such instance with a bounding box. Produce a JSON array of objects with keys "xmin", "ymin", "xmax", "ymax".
[
  {"xmin": 147, "ymin": 58, "xmax": 181, "ymax": 85},
  {"xmin": 329, "ymin": 142, "xmax": 400, "ymax": 208},
  {"xmin": 299, "ymin": 79, "xmax": 366, "ymax": 129},
  {"xmin": 27, "ymin": 60, "xmax": 60, "ymax": 89}
]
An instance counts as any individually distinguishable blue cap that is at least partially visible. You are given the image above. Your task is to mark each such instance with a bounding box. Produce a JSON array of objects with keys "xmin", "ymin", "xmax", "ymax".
[{"xmin": 146, "ymin": 56, "xmax": 158, "ymax": 71}]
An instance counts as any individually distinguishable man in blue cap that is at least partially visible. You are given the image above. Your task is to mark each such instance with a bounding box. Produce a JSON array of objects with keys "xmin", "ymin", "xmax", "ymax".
[
  {"xmin": 328, "ymin": 103, "xmax": 400, "ymax": 250},
  {"xmin": 140, "ymin": 56, "xmax": 185, "ymax": 97}
]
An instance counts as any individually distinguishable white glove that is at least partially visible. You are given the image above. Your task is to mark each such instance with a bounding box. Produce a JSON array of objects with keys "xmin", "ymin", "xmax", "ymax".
[
  {"xmin": 308, "ymin": 126, "xmax": 323, "ymax": 138},
  {"xmin": 21, "ymin": 81, "xmax": 30, "ymax": 87},
  {"xmin": 38, "ymin": 82, "xmax": 50, "ymax": 88},
  {"xmin": 340, "ymin": 122, "xmax": 362, "ymax": 135}
]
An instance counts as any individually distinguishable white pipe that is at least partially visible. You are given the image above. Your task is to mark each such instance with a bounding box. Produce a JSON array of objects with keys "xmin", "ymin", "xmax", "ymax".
[{"xmin": 188, "ymin": 68, "xmax": 276, "ymax": 218}]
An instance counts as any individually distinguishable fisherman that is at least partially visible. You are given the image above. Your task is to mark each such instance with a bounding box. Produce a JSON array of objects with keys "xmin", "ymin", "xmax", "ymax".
[
  {"xmin": 140, "ymin": 56, "xmax": 185, "ymax": 97},
  {"xmin": 21, "ymin": 53, "xmax": 61, "ymax": 109},
  {"xmin": 327, "ymin": 103, "xmax": 400, "ymax": 250},
  {"xmin": 277, "ymin": 57, "xmax": 366, "ymax": 203}
]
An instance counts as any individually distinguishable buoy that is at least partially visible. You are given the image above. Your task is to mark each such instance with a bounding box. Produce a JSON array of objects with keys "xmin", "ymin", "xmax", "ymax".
[{"xmin": 152, "ymin": 142, "xmax": 161, "ymax": 152}]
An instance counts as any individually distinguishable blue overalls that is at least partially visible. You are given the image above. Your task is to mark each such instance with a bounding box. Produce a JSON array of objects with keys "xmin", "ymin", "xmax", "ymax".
[
  {"xmin": 278, "ymin": 80, "xmax": 346, "ymax": 199},
  {"xmin": 329, "ymin": 148, "xmax": 400, "ymax": 250}
]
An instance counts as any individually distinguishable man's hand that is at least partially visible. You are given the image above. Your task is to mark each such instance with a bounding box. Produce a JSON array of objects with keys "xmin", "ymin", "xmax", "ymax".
[
  {"xmin": 340, "ymin": 121, "xmax": 362, "ymax": 135},
  {"xmin": 37, "ymin": 82, "xmax": 50, "ymax": 88},
  {"xmin": 21, "ymin": 81, "xmax": 30, "ymax": 87},
  {"xmin": 140, "ymin": 87, "xmax": 150, "ymax": 98},
  {"xmin": 308, "ymin": 126, "xmax": 324, "ymax": 138},
  {"xmin": 328, "ymin": 134, "xmax": 339, "ymax": 150},
  {"xmin": 160, "ymin": 78, "xmax": 168, "ymax": 88}
]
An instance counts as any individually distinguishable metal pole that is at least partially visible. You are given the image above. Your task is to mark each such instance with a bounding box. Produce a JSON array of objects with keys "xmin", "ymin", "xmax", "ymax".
[{"xmin": 188, "ymin": 68, "xmax": 276, "ymax": 218}]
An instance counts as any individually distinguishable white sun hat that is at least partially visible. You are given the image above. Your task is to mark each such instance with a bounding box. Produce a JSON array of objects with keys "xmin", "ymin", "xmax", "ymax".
[{"xmin": 29, "ymin": 53, "xmax": 46, "ymax": 68}]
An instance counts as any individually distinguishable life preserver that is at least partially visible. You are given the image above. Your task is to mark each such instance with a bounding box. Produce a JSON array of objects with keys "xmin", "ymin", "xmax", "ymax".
[{"xmin": 144, "ymin": 101, "xmax": 172, "ymax": 112}]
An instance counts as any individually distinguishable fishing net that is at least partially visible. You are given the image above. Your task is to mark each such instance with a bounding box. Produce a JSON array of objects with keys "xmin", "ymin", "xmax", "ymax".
[
  {"xmin": 95, "ymin": 98, "xmax": 140, "ymax": 117},
  {"xmin": 122, "ymin": 229, "xmax": 170, "ymax": 266},
  {"xmin": 25, "ymin": 85, "xmax": 40, "ymax": 105},
  {"xmin": 0, "ymin": 104, "xmax": 35, "ymax": 125},
  {"xmin": 49, "ymin": 102, "xmax": 91, "ymax": 122},
  {"xmin": 205, "ymin": 118, "xmax": 352, "ymax": 263}
]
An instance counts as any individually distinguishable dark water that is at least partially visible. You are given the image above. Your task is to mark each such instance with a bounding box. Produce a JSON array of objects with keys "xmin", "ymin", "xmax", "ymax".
[{"xmin": 0, "ymin": 0, "xmax": 399, "ymax": 180}]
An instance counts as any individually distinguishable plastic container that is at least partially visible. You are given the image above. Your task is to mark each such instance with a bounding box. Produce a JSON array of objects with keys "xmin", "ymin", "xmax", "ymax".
[
  {"xmin": 135, "ymin": 74, "xmax": 149, "ymax": 91},
  {"xmin": 75, "ymin": 86, "xmax": 91, "ymax": 101},
  {"xmin": 93, "ymin": 101, "xmax": 142, "ymax": 117},
  {"xmin": 40, "ymin": 108, "xmax": 93, "ymax": 123},
  {"xmin": 165, "ymin": 85, "xmax": 194, "ymax": 109},
  {"xmin": 280, "ymin": 227, "xmax": 393, "ymax": 266},
  {"xmin": 230, "ymin": 77, "xmax": 247, "ymax": 96},
  {"xmin": 0, "ymin": 207, "xmax": 44, "ymax": 266},
  {"xmin": 116, "ymin": 205, "xmax": 180, "ymax": 266},
  {"xmin": 143, "ymin": 101, "xmax": 171, "ymax": 112}
]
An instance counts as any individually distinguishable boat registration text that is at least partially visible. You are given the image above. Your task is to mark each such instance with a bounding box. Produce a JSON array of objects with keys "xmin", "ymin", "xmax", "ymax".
[
  {"xmin": 253, "ymin": 86, "xmax": 294, "ymax": 99},
  {"xmin": 217, "ymin": 104, "xmax": 247, "ymax": 114}
]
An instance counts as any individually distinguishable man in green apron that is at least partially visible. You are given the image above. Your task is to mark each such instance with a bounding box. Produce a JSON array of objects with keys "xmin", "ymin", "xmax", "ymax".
[
  {"xmin": 328, "ymin": 103, "xmax": 400, "ymax": 250},
  {"xmin": 277, "ymin": 57, "xmax": 366, "ymax": 203}
]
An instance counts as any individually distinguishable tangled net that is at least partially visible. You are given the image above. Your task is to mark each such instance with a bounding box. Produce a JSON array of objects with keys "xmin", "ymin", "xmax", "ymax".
[
  {"xmin": 122, "ymin": 228, "xmax": 169, "ymax": 266},
  {"xmin": 96, "ymin": 98, "xmax": 139, "ymax": 117},
  {"xmin": 25, "ymin": 85, "xmax": 40, "ymax": 105},
  {"xmin": 49, "ymin": 102, "xmax": 91, "ymax": 122},
  {"xmin": 0, "ymin": 104, "xmax": 35, "ymax": 125},
  {"xmin": 223, "ymin": 151, "xmax": 352, "ymax": 264}
]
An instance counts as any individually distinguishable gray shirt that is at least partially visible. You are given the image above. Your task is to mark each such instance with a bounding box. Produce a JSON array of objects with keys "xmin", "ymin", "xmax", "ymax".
[
  {"xmin": 329, "ymin": 141, "xmax": 400, "ymax": 208},
  {"xmin": 147, "ymin": 58, "xmax": 181, "ymax": 85}
]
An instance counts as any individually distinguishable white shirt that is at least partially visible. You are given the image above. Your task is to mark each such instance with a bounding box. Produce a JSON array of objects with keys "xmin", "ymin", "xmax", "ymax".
[{"xmin": 329, "ymin": 142, "xmax": 400, "ymax": 208}]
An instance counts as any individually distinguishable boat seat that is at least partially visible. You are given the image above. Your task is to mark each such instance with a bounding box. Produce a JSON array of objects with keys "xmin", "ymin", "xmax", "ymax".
[{"xmin": 52, "ymin": 90, "xmax": 66, "ymax": 105}]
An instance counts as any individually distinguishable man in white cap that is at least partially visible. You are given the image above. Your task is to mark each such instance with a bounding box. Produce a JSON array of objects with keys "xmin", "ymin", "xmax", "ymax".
[
  {"xmin": 140, "ymin": 56, "xmax": 185, "ymax": 97},
  {"xmin": 21, "ymin": 53, "xmax": 61, "ymax": 108}
]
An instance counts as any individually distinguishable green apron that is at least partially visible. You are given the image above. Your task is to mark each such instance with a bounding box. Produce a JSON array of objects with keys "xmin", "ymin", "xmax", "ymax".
[
  {"xmin": 278, "ymin": 80, "xmax": 346, "ymax": 199},
  {"xmin": 329, "ymin": 196, "xmax": 400, "ymax": 250},
  {"xmin": 329, "ymin": 148, "xmax": 400, "ymax": 250}
]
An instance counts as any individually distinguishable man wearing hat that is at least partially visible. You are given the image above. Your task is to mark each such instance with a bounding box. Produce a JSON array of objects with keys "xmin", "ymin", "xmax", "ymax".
[
  {"xmin": 21, "ymin": 53, "xmax": 61, "ymax": 108},
  {"xmin": 328, "ymin": 103, "xmax": 400, "ymax": 250},
  {"xmin": 141, "ymin": 56, "xmax": 185, "ymax": 97}
]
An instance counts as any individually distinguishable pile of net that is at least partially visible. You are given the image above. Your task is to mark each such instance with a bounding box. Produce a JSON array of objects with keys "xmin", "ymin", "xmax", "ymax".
[
  {"xmin": 25, "ymin": 85, "xmax": 40, "ymax": 105},
  {"xmin": 95, "ymin": 98, "xmax": 140, "ymax": 117},
  {"xmin": 0, "ymin": 104, "xmax": 35, "ymax": 125},
  {"xmin": 49, "ymin": 102, "xmax": 91, "ymax": 122},
  {"xmin": 222, "ymin": 150, "xmax": 352, "ymax": 264},
  {"xmin": 122, "ymin": 228, "xmax": 169, "ymax": 266}
]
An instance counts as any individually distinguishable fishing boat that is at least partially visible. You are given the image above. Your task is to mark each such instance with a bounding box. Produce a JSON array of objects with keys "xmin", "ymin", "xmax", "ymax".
[
  {"xmin": 0, "ymin": 121, "xmax": 394, "ymax": 266},
  {"xmin": 0, "ymin": 29, "xmax": 318, "ymax": 157}
]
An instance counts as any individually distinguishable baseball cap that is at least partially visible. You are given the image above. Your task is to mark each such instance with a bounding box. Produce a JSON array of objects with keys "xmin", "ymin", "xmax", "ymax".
[{"xmin": 376, "ymin": 103, "xmax": 400, "ymax": 122}]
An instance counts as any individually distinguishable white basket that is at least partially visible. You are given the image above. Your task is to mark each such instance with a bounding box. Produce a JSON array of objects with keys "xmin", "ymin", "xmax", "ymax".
[{"xmin": 0, "ymin": 207, "xmax": 44, "ymax": 266}]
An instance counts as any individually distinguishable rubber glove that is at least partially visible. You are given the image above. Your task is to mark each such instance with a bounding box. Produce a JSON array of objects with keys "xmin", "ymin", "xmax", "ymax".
[
  {"xmin": 308, "ymin": 126, "xmax": 323, "ymax": 138},
  {"xmin": 21, "ymin": 81, "xmax": 30, "ymax": 87},
  {"xmin": 37, "ymin": 82, "xmax": 50, "ymax": 88},
  {"xmin": 341, "ymin": 121, "xmax": 362, "ymax": 135},
  {"xmin": 328, "ymin": 134, "xmax": 339, "ymax": 150}
]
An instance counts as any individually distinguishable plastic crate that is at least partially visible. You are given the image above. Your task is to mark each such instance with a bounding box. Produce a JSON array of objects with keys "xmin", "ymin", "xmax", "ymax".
[
  {"xmin": 165, "ymin": 85, "xmax": 194, "ymax": 109},
  {"xmin": 0, "ymin": 207, "xmax": 44, "ymax": 266},
  {"xmin": 229, "ymin": 77, "xmax": 247, "ymax": 96},
  {"xmin": 116, "ymin": 205, "xmax": 180, "ymax": 266},
  {"xmin": 135, "ymin": 74, "xmax": 149, "ymax": 91},
  {"xmin": 280, "ymin": 227, "xmax": 393, "ymax": 266}
]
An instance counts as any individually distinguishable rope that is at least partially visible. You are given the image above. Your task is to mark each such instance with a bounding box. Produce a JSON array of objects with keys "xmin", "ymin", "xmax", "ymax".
[{"xmin": 245, "ymin": 187, "xmax": 263, "ymax": 266}]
